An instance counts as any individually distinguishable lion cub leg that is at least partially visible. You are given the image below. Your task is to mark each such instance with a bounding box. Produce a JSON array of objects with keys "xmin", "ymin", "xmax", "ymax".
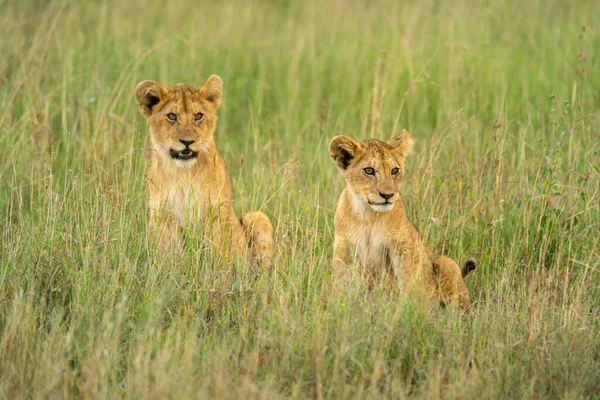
[
  {"xmin": 240, "ymin": 211, "xmax": 274, "ymax": 266},
  {"xmin": 331, "ymin": 238, "xmax": 353, "ymax": 284},
  {"xmin": 433, "ymin": 256, "xmax": 473, "ymax": 309},
  {"xmin": 391, "ymin": 247, "xmax": 437, "ymax": 301},
  {"xmin": 149, "ymin": 209, "xmax": 182, "ymax": 250}
]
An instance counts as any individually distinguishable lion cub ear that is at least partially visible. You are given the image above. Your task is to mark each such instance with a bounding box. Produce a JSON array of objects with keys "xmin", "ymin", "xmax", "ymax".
[
  {"xmin": 388, "ymin": 129, "xmax": 414, "ymax": 156},
  {"xmin": 135, "ymin": 80, "xmax": 167, "ymax": 117},
  {"xmin": 200, "ymin": 74, "xmax": 223, "ymax": 108},
  {"xmin": 329, "ymin": 135, "xmax": 362, "ymax": 171}
]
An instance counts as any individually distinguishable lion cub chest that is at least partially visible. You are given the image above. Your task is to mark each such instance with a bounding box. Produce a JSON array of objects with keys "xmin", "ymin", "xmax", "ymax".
[
  {"xmin": 352, "ymin": 228, "xmax": 394, "ymax": 276},
  {"xmin": 151, "ymin": 180, "xmax": 207, "ymax": 228}
]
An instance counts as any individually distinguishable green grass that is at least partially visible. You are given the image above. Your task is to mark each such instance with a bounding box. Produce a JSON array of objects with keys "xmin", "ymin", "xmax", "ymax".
[{"xmin": 1, "ymin": 0, "xmax": 599, "ymax": 398}]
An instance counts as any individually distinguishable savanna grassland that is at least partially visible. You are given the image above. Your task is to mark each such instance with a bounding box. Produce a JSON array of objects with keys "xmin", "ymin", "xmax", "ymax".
[{"xmin": 1, "ymin": 0, "xmax": 599, "ymax": 398}]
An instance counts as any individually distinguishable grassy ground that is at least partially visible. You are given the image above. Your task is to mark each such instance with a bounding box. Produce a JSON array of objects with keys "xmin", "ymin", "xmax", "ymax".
[{"xmin": 1, "ymin": 0, "xmax": 599, "ymax": 398}]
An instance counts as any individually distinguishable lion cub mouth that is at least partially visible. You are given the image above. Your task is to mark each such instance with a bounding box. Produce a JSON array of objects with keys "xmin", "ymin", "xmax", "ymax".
[
  {"xmin": 368, "ymin": 201, "xmax": 395, "ymax": 212},
  {"xmin": 170, "ymin": 149, "xmax": 198, "ymax": 160}
]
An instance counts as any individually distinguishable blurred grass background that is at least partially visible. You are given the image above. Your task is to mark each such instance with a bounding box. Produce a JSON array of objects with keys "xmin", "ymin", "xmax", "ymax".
[{"xmin": 0, "ymin": 0, "xmax": 599, "ymax": 397}]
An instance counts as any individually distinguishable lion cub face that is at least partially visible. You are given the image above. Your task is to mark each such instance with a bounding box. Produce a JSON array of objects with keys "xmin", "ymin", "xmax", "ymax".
[
  {"xmin": 135, "ymin": 75, "xmax": 222, "ymax": 168},
  {"xmin": 329, "ymin": 131, "xmax": 414, "ymax": 212}
]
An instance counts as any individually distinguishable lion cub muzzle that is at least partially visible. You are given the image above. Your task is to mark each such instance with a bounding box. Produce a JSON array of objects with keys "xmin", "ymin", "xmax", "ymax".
[
  {"xmin": 367, "ymin": 188, "xmax": 398, "ymax": 212},
  {"xmin": 170, "ymin": 137, "xmax": 198, "ymax": 160}
]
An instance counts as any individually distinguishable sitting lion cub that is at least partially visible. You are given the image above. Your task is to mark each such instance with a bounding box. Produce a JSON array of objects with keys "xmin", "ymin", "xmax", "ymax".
[
  {"xmin": 135, "ymin": 75, "xmax": 273, "ymax": 265},
  {"xmin": 329, "ymin": 131, "xmax": 475, "ymax": 308}
]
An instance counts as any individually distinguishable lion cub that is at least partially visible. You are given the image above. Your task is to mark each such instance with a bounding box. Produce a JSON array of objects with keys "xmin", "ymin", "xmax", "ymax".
[
  {"xmin": 329, "ymin": 131, "xmax": 475, "ymax": 308},
  {"xmin": 135, "ymin": 75, "xmax": 273, "ymax": 265}
]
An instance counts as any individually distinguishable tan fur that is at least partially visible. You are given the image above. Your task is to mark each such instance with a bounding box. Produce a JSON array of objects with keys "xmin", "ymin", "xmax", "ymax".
[
  {"xmin": 135, "ymin": 75, "xmax": 273, "ymax": 265},
  {"xmin": 329, "ymin": 131, "xmax": 472, "ymax": 308}
]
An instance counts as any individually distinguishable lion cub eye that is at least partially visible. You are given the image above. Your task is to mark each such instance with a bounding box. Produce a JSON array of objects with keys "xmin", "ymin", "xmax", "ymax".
[
  {"xmin": 166, "ymin": 113, "xmax": 178, "ymax": 122},
  {"xmin": 391, "ymin": 167, "xmax": 400, "ymax": 176},
  {"xmin": 363, "ymin": 167, "xmax": 376, "ymax": 176},
  {"xmin": 194, "ymin": 112, "xmax": 204, "ymax": 122}
]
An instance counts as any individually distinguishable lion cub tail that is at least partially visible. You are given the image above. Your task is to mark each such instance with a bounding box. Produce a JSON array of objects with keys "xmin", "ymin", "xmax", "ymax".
[
  {"xmin": 241, "ymin": 211, "xmax": 274, "ymax": 267},
  {"xmin": 461, "ymin": 259, "xmax": 477, "ymax": 278}
]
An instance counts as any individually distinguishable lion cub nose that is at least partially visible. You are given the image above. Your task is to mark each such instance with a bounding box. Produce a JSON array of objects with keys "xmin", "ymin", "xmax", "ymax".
[
  {"xmin": 179, "ymin": 138, "xmax": 195, "ymax": 147},
  {"xmin": 379, "ymin": 192, "xmax": 394, "ymax": 200}
]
